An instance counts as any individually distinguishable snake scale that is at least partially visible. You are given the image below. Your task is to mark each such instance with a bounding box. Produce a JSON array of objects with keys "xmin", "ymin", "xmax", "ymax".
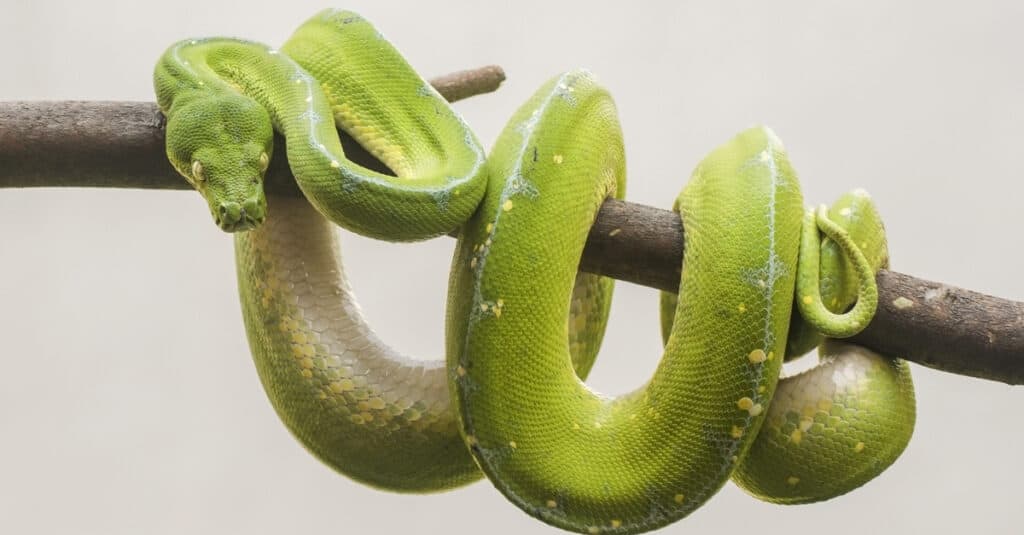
[{"xmin": 155, "ymin": 9, "xmax": 916, "ymax": 533}]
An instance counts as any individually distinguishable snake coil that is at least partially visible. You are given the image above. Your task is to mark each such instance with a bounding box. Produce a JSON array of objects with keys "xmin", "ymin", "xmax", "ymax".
[{"xmin": 155, "ymin": 9, "xmax": 916, "ymax": 534}]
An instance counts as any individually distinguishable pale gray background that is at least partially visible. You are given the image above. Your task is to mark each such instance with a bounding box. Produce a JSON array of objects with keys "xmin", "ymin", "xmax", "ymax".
[{"xmin": 1, "ymin": 1, "xmax": 1022, "ymax": 533}]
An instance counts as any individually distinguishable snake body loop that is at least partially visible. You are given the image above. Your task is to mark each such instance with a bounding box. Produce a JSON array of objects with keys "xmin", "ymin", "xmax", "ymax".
[
  {"xmin": 158, "ymin": 11, "xmax": 611, "ymax": 491},
  {"xmin": 155, "ymin": 10, "xmax": 487, "ymax": 239},
  {"xmin": 157, "ymin": 10, "xmax": 916, "ymax": 533}
]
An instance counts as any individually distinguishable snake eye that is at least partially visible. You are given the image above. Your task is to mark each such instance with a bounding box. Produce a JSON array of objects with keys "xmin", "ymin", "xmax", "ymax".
[
  {"xmin": 258, "ymin": 152, "xmax": 270, "ymax": 172},
  {"xmin": 191, "ymin": 160, "xmax": 206, "ymax": 182}
]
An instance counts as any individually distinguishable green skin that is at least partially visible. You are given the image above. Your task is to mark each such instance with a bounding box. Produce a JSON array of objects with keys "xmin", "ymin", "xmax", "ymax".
[
  {"xmin": 155, "ymin": 10, "xmax": 486, "ymax": 237},
  {"xmin": 453, "ymin": 114, "xmax": 915, "ymax": 533},
  {"xmin": 157, "ymin": 9, "xmax": 610, "ymax": 492},
  {"xmin": 158, "ymin": 9, "xmax": 916, "ymax": 533}
]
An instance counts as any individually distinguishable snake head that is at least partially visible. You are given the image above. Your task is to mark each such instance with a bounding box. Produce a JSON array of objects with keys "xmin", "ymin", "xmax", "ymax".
[{"xmin": 165, "ymin": 94, "xmax": 273, "ymax": 232}]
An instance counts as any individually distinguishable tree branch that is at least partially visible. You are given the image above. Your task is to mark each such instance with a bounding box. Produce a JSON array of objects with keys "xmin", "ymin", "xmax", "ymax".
[{"xmin": 1, "ymin": 66, "xmax": 1021, "ymax": 385}]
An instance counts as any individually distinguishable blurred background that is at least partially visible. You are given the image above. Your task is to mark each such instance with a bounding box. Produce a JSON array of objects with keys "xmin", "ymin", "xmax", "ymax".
[{"xmin": 1, "ymin": 1, "xmax": 1022, "ymax": 533}]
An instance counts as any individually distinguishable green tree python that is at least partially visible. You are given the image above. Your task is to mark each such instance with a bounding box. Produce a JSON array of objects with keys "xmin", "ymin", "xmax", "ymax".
[{"xmin": 155, "ymin": 9, "xmax": 916, "ymax": 533}]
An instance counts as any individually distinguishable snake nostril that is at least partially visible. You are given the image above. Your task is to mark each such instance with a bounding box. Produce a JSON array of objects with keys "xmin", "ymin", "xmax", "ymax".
[{"xmin": 218, "ymin": 202, "xmax": 242, "ymax": 224}]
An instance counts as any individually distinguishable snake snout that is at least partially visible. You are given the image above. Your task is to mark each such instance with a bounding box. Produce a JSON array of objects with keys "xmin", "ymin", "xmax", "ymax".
[{"xmin": 215, "ymin": 197, "xmax": 266, "ymax": 232}]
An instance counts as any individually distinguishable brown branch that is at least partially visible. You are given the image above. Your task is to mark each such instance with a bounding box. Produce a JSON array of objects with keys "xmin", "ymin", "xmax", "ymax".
[{"xmin": 1, "ymin": 66, "xmax": 1021, "ymax": 385}]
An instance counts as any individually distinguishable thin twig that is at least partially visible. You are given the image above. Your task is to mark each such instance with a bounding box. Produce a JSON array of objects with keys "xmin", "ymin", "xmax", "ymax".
[{"xmin": 0, "ymin": 66, "xmax": 1021, "ymax": 385}]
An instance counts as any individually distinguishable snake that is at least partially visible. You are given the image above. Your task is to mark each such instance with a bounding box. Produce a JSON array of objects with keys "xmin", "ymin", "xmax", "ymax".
[{"xmin": 155, "ymin": 9, "xmax": 917, "ymax": 533}]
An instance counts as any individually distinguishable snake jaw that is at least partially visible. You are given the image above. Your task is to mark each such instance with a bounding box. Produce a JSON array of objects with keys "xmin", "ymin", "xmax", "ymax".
[{"xmin": 213, "ymin": 192, "xmax": 267, "ymax": 232}]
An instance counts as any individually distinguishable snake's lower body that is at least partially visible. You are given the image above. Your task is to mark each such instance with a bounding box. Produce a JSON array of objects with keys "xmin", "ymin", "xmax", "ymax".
[
  {"xmin": 235, "ymin": 193, "xmax": 610, "ymax": 491},
  {"xmin": 158, "ymin": 9, "xmax": 916, "ymax": 534}
]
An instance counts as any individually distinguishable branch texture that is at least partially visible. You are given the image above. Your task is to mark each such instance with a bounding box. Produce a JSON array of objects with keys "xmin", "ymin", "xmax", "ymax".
[{"xmin": 1, "ymin": 66, "xmax": 1021, "ymax": 385}]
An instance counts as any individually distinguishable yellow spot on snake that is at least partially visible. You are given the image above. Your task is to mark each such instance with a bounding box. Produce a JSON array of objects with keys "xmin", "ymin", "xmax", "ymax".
[
  {"xmin": 465, "ymin": 435, "xmax": 478, "ymax": 446},
  {"xmin": 748, "ymin": 349, "xmax": 767, "ymax": 364},
  {"xmin": 611, "ymin": 520, "xmax": 622, "ymax": 529},
  {"xmin": 502, "ymin": 199, "xmax": 514, "ymax": 212},
  {"xmin": 330, "ymin": 160, "xmax": 340, "ymax": 168},
  {"xmin": 737, "ymin": 303, "xmax": 747, "ymax": 313},
  {"xmin": 300, "ymin": 357, "xmax": 314, "ymax": 369},
  {"xmin": 572, "ymin": 422, "xmax": 581, "ymax": 430},
  {"xmin": 767, "ymin": 351, "xmax": 775, "ymax": 361},
  {"xmin": 855, "ymin": 441, "xmax": 866, "ymax": 452},
  {"xmin": 588, "ymin": 527, "xmax": 600, "ymax": 535},
  {"xmin": 800, "ymin": 418, "xmax": 813, "ymax": 432},
  {"xmin": 486, "ymin": 223, "xmax": 494, "ymax": 232},
  {"xmin": 737, "ymin": 397, "xmax": 754, "ymax": 411},
  {"xmin": 553, "ymin": 154, "xmax": 564, "ymax": 164},
  {"xmin": 749, "ymin": 403, "xmax": 763, "ymax": 416},
  {"xmin": 456, "ymin": 366, "xmax": 466, "ymax": 377},
  {"xmin": 470, "ymin": 257, "xmax": 477, "ymax": 269},
  {"xmin": 368, "ymin": 397, "xmax": 385, "ymax": 410},
  {"xmin": 609, "ymin": 228, "xmax": 621, "ymax": 237},
  {"xmin": 802, "ymin": 295, "xmax": 813, "ymax": 305},
  {"xmin": 300, "ymin": 369, "xmax": 313, "ymax": 379},
  {"xmin": 674, "ymin": 493, "xmax": 685, "ymax": 504},
  {"xmin": 508, "ymin": 441, "xmax": 517, "ymax": 449},
  {"xmin": 787, "ymin": 476, "xmax": 800, "ymax": 485},
  {"xmin": 546, "ymin": 499, "xmax": 557, "ymax": 508},
  {"xmin": 731, "ymin": 425, "xmax": 743, "ymax": 439},
  {"xmin": 480, "ymin": 303, "xmax": 489, "ymax": 312},
  {"xmin": 790, "ymin": 429, "xmax": 803, "ymax": 444}
]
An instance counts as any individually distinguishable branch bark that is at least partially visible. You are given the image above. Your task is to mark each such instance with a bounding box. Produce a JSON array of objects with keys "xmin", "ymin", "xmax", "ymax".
[{"xmin": 1, "ymin": 66, "xmax": 1021, "ymax": 385}]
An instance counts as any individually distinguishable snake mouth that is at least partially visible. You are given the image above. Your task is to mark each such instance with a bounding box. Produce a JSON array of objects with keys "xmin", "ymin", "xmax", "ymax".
[
  {"xmin": 216, "ymin": 213, "xmax": 264, "ymax": 233},
  {"xmin": 213, "ymin": 197, "xmax": 266, "ymax": 233}
]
